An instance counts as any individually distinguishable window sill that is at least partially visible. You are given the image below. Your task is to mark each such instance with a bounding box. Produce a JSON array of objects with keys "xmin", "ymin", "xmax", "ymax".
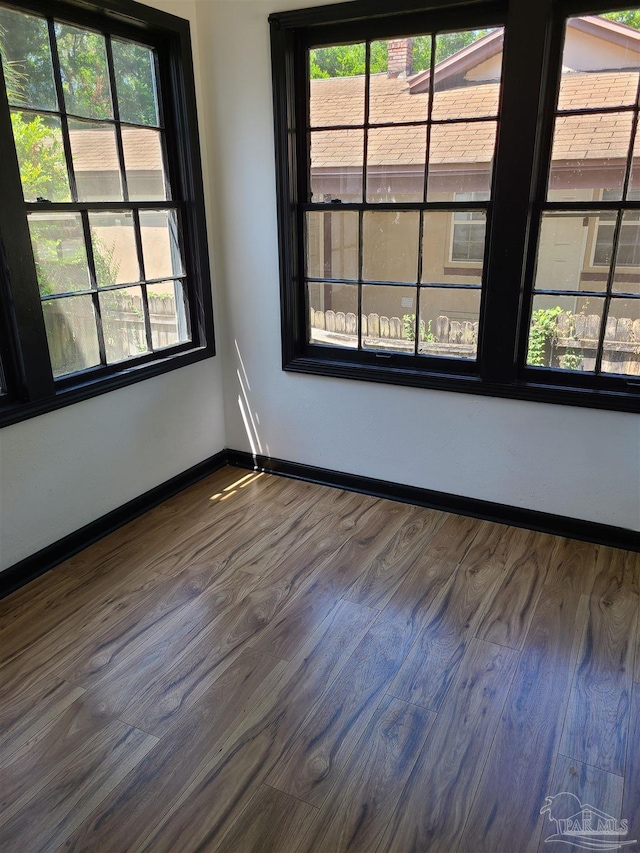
[
  {"xmin": 284, "ymin": 353, "xmax": 640, "ymax": 413},
  {"xmin": 0, "ymin": 344, "xmax": 215, "ymax": 428}
]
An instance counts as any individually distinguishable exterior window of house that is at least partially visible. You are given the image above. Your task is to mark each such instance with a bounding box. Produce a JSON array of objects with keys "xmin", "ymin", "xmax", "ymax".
[
  {"xmin": 0, "ymin": 0, "xmax": 214, "ymax": 426},
  {"xmin": 594, "ymin": 190, "xmax": 640, "ymax": 266},
  {"xmin": 271, "ymin": 0, "xmax": 640, "ymax": 411},
  {"xmin": 451, "ymin": 193, "xmax": 490, "ymax": 263},
  {"xmin": 304, "ymin": 27, "xmax": 502, "ymax": 362},
  {"xmin": 526, "ymin": 14, "xmax": 640, "ymax": 378}
]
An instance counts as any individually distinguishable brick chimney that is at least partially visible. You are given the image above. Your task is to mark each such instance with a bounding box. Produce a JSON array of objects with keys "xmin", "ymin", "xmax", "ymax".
[{"xmin": 387, "ymin": 38, "xmax": 413, "ymax": 78}]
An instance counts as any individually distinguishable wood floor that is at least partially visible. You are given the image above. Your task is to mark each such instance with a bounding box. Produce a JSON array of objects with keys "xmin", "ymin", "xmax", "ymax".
[{"xmin": 1, "ymin": 466, "xmax": 638, "ymax": 853}]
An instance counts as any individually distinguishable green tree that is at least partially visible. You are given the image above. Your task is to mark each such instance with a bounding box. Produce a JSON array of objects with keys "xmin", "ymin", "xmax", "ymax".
[
  {"xmin": 309, "ymin": 30, "xmax": 493, "ymax": 79},
  {"xmin": 602, "ymin": 10, "xmax": 640, "ymax": 29},
  {"xmin": 10, "ymin": 112, "xmax": 69, "ymax": 201}
]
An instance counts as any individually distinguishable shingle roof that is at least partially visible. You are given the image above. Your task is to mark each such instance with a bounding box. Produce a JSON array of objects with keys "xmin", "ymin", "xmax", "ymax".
[
  {"xmin": 69, "ymin": 127, "xmax": 163, "ymax": 172},
  {"xmin": 310, "ymin": 70, "xmax": 639, "ymax": 169}
]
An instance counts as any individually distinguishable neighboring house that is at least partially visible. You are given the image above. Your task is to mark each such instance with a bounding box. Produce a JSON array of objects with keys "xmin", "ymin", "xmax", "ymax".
[{"xmin": 306, "ymin": 15, "xmax": 640, "ymax": 359}]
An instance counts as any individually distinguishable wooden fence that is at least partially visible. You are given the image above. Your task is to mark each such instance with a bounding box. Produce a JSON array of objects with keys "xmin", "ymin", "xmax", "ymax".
[
  {"xmin": 44, "ymin": 293, "xmax": 180, "ymax": 376},
  {"xmin": 310, "ymin": 307, "xmax": 640, "ymax": 373}
]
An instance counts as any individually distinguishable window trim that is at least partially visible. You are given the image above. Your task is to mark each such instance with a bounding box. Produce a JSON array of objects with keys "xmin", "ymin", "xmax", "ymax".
[
  {"xmin": 0, "ymin": 0, "xmax": 215, "ymax": 428},
  {"xmin": 270, "ymin": 0, "xmax": 640, "ymax": 412}
]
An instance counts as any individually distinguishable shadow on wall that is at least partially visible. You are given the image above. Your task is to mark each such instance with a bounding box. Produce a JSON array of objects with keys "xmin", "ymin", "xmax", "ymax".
[{"xmin": 235, "ymin": 339, "xmax": 268, "ymax": 461}]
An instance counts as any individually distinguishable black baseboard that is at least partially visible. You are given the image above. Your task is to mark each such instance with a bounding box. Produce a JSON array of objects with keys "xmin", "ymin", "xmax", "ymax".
[
  {"xmin": 0, "ymin": 449, "xmax": 228, "ymax": 600},
  {"xmin": 227, "ymin": 450, "xmax": 640, "ymax": 554},
  {"xmin": 3, "ymin": 445, "xmax": 637, "ymax": 601}
]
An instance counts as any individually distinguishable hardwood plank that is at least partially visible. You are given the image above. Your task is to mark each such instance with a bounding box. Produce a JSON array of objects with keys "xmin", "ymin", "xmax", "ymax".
[
  {"xmin": 538, "ymin": 753, "xmax": 625, "ymax": 853},
  {"xmin": 52, "ymin": 560, "xmax": 232, "ymax": 688},
  {"xmin": 212, "ymin": 784, "xmax": 317, "ymax": 853},
  {"xmin": 559, "ymin": 556, "xmax": 638, "ymax": 776},
  {"xmin": 622, "ymin": 681, "xmax": 640, "ymax": 852},
  {"xmin": 0, "ymin": 692, "xmax": 114, "ymax": 827},
  {"xmin": 136, "ymin": 600, "xmax": 378, "ymax": 853},
  {"xmin": 388, "ymin": 520, "xmax": 508, "ymax": 710},
  {"xmin": 54, "ymin": 503, "xmax": 211, "ymax": 582},
  {"xmin": 377, "ymin": 638, "xmax": 519, "ymax": 853},
  {"xmin": 0, "ymin": 556, "xmax": 163, "ymax": 669},
  {"xmin": 140, "ymin": 473, "xmax": 302, "ymax": 579},
  {"xmin": 266, "ymin": 593, "xmax": 452, "ymax": 807},
  {"xmin": 381, "ymin": 512, "xmax": 482, "ymax": 618},
  {"xmin": 591, "ymin": 545, "xmax": 640, "ymax": 600},
  {"xmin": 341, "ymin": 506, "xmax": 445, "ymax": 609},
  {"xmin": 53, "ymin": 467, "xmax": 254, "ymax": 579},
  {"xmin": 119, "ymin": 578, "xmax": 288, "ymax": 735},
  {"xmin": 0, "ymin": 572, "xmax": 81, "ymax": 623},
  {"xmin": 1, "ymin": 476, "xmax": 637, "ymax": 853},
  {"xmin": 544, "ymin": 537, "xmax": 599, "ymax": 595},
  {"xmin": 295, "ymin": 695, "xmax": 436, "ymax": 853},
  {"xmin": 220, "ymin": 484, "xmax": 378, "ymax": 579},
  {"xmin": 459, "ymin": 586, "xmax": 589, "ymax": 853},
  {"xmin": 85, "ymin": 571, "xmax": 258, "ymax": 719},
  {"xmin": 61, "ymin": 649, "xmax": 283, "ymax": 853},
  {"xmin": 475, "ymin": 527, "xmax": 556, "ymax": 650},
  {"xmin": 121, "ymin": 498, "xmax": 389, "ymax": 735},
  {"xmin": 251, "ymin": 500, "xmax": 412, "ymax": 660},
  {"xmin": 0, "ymin": 675, "xmax": 85, "ymax": 760},
  {"xmin": 0, "ymin": 721, "xmax": 156, "ymax": 852}
]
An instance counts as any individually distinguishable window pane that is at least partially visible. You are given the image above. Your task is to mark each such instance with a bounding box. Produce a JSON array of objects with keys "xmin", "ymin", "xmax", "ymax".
[
  {"xmin": 526, "ymin": 294, "xmax": 605, "ymax": 371},
  {"xmin": 422, "ymin": 210, "xmax": 485, "ymax": 284},
  {"xmin": 627, "ymin": 132, "xmax": 640, "ymax": 195},
  {"xmin": 601, "ymin": 297, "xmax": 640, "ymax": 374},
  {"xmin": 0, "ymin": 7, "xmax": 57, "ymax": 111},
  {"xmin": 613, "ymin": 212, "xmax": 640, "ymax": 293},
  {"xmin": 42, "ymin": 294, "xmax": 100, "ymax": 376},
  {"xmin": 362, "ymin": 284, "xmax": 416, "ymax": 352},
  {"xmin": 557, "ymin": 15, "xmax": 640, "ymax": 112},
  {"xmin": 368, "ymin": 37, "xmax": 430, "ymax": 125},
  {"xmin": 309, "ymin": 43, "xmax": 365, "ymax": 127},
  {"xmin": 307, "ymin": 281, "xmax": 358, "ymax": 347},
  {"xmin": 112, "ymin": 39, "xmax": 159, "ymax": 126},
  {"xmin": 10, "ymin": 111, "xmax": 70, "ymax": 202},
  {"xmin": 427, "ymin": 120, "xmax": 496, "ymax": 199},
  {"xmin": 148, "ymin": 280, "xmax": 190, "ymax": 350},
  {"xmin": 28, "ymin": 212, "xmax": 89, "ymax": 296},
  {"xmin": 55, "ymin": 23, "xmax": 113, "ymax": 119},
  {"xmin": 89, "ymin": 210, "xmax": 139, "ymax": 286},
  {"xmin": 366, "ymin": 126, "xmax": 426, "ymax": 202},
  {"xmin": 534, "ymin": 212, "xmax": 611, "ymax": 293},
  {"xmin": 122, "ymin": 127, "xmax": 168, "ymax": 201},
  {"xmin": 362, "ymin": 211, "xmax": 419, "ymax": 282},
  {"xmin": 139, "ymin": 209, "xmax": 183, "ymax": 280},
  {"xmin": 69, "ymin": 120, "xmax": 123, "ymax": 201},
  {"xmin": 310, "ymin": 129, "xmax": 363, "ymax": 202},
  {"xmin": 99, "ymin": 285, "xmax": 149, "ymax": 363},
  {"xmin": 306, "ymin": 211, "xmax": 358, "ymax": 280},
  {"xmin": 432, "ymin": 28, "xmax": 503, "ymax": 120},
  {"xmin": 419, "ymin": 286, "xmax": 480, "ymax": 359},
  {"xmin": 548, "ymin": 113, "xmax": 632, "ymax": 201}
]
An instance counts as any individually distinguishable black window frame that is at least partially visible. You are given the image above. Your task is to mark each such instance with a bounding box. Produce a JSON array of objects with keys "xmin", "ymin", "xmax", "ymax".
[
  {"xmin": 0, "ymin": 0, "xmax": 215, "ymax": 428},
  {"xmin": 270, "ymin": 0, "xmax": 640, "ymax": 412}
]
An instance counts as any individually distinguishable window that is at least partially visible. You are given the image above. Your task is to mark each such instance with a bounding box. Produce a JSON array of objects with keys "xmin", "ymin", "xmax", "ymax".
[
  {"xmin": 271, "ymin": 0, "xmax": 640, "ymax": 411},
  {"xmin": 0, "ymin": 0, "xmax": 214, "ymax": 426},
  {"xmin": 451, "ymin": 193, "xmax": 490, "ymax": 263},
  {"xmin": 594, "ymin": 190, "xmax": 640, "ymax": 266}
]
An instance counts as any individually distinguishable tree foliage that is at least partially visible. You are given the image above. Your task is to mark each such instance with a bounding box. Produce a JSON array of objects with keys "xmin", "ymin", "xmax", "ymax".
[
  {"xmin": 10, "ymin": 112, "xmax": 69, "ymax": 201},
  {"xmin": 602, "ymin": 10, "xmax": 640, "ymax": 29},
  {"xmin": 310, "ymin": 30, "xmax": 493, "ymax": 79}
]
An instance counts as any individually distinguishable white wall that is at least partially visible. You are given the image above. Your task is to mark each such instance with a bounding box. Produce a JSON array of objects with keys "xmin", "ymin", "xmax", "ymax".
[
  {"xmin": 2, "ymin": 0, "xmax": 639, "ymax": 573},
  {"xmin": 199, "ymin": 0, "xmax": 640, "ymax": 532},
  {"xmin": 0, "ymin": 0, "xmax": 226, "ymax": 570}
]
